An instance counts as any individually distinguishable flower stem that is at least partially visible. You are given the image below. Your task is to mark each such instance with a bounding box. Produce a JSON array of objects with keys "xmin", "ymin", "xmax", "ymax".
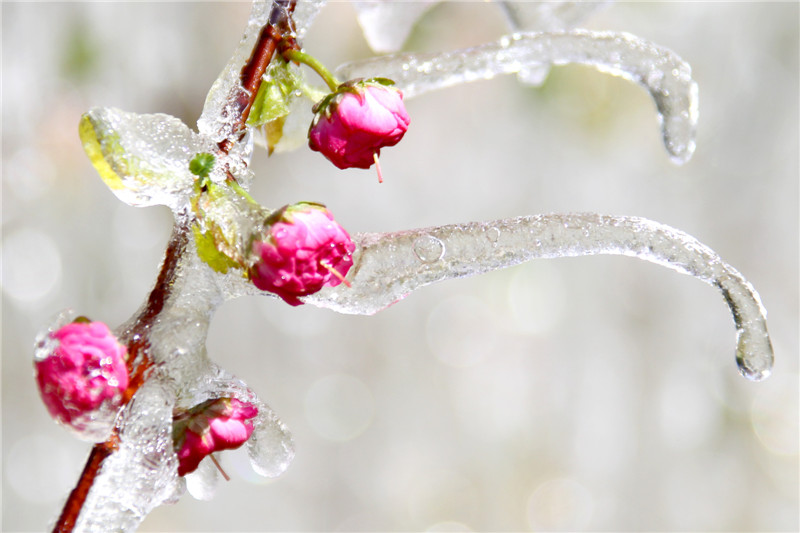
[
  {"xmin": 283, "ymin": 49, "xmax": 341, "ymax": 92},
  {"xmin": 373, "ymin": 152, "xmax": 384, "ymax": 184},
  {"xmin": 209, "ymin": 454, "xmax": 231, "ymax": 482}
]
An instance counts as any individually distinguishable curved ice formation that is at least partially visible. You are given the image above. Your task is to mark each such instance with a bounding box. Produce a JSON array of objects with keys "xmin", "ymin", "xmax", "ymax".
[
  {"xmin": 496, "ymin": 1, "xmax": 611, "ymax": 85},
  {"xmin": 336, "ymin": 30, "xmax": 699, "ymax": 164},
  {"xmin": 307, "ymin": 213, "xmax": 773, "ymax": 381},
  {"xmin": 352, "ymin": 0, "xmax": 439, "ymax": 53}
]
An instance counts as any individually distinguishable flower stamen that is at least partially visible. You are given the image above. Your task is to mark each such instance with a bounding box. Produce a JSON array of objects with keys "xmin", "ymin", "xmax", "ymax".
[
  {"xmin": 373, "ymin": 152, "xmax": 383, "ymax": 184},
  {"xmin": 209, "ymin": 453, "xmax": 230, "ymax": 482},
  {"xmin": 320, "ymin": 259, "xmax": 352, "ymax": 288}
]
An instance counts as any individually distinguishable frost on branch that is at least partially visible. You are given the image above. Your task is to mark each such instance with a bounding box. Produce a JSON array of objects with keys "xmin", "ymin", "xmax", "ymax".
[{"xmin": 337, "ymin": 30, "xmax": 699, "ymax": 164}]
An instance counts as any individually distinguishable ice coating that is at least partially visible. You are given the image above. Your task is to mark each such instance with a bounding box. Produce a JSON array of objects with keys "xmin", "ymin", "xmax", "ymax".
[
  {"xmin": 197, "ymin": 1, "xmax": 270, "ymax": 142},
  {"xmin": 351, "ymin": 1, "xmax": 438, "ymax": 53},
  {"xmin": 73, "ymin": 378, "xmax": 181, "ymax": 532},
  {"xmin": 80, "ymin": 108, "xmax": 214, "ymax": 209},
  {"xmin": 197, "ymin": 0, "xmax": 326, "ymax": 142},
  {"xmin": 52, "ymin": 1, "xmax": 777, "ymax": 530},
  {"xmin": 291, "ymin": 0, "xmax": 327, "ymax": 41},
  {"xmin": 336, "ymin": 30, "xmax": 699, "ymax": 164},
  {"xmin": 498, "ymin": 2, "xmax": 612, "ymax": 32},
  {"xmin": 66, "ymin": 220, "xmax": 295, "ymax": 530},
  {"xmin": 496, "ymin": 1, "xmax": 611, "ymax": 85},
  {"xmin": 184, "ymin": 458, "xmax": 219, "ymax": 501},
  {"xmin": 306, "ymin": 214, "xmax": 773, "ymax": 381}
]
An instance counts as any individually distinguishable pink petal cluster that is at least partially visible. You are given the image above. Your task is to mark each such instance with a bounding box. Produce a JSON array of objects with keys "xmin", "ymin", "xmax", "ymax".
[
  {"xmin": 35, "ymin": 320, "xmax": 129, "ymax": 433},
  {"xmin": 309, "ymin": 79, "xmax": 410, "ymax": 170},
  {"xmin": 249, "ymin": 203, "xmax": 356, "ymax": 306},
  {"xmin": 173, "ymin": 398, "xmax": 258, "ymax": 476}
]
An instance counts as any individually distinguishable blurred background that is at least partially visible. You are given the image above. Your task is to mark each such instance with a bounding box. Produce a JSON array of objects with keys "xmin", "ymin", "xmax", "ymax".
[{"xmin": 2, "ymin": 2, "xmax": 798, "ymax": 531}]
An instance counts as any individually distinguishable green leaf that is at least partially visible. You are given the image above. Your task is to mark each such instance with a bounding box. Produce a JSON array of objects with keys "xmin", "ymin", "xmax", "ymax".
[
  {"xmin": 192, "ymin": 224, "xmax": 241, "ymax": 274},
  {"xmin": 247, "ymin": 61, "xmax": 302, "ymax": 128},
  {"xmin": 189, "ymin": 152, "xmax": 216, "ymax": 178}
]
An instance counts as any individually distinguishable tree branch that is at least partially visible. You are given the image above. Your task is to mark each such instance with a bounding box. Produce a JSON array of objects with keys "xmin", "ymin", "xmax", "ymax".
[{"xmin": 53, "ymin": 2, "xmax": 300, "ymax": 528}]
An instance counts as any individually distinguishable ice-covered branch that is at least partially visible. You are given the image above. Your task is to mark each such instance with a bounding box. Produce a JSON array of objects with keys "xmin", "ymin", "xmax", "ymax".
[
  {"xmin": 307, "ymin": 213, "xmax": 772, "ymax": 381},
  {"xmin": 336, "ymin": 30, "xmax": 698, "ymax": 164}
]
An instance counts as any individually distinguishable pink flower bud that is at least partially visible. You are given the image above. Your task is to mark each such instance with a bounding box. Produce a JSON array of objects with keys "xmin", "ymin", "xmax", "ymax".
[
  {"xmin": 173, "ymin": 398, "xmax": 259, "ymax": 476},
  {"xmin": 308, "ymin": 79, "xmax": 410, "ymax": 170},
  {"xmin": 34, "ymin": 319, "xmax": 129, "ymax": 439},
  {"xmin": 249, "ymin": 203, "xmax": 356, "ymax": 306}
]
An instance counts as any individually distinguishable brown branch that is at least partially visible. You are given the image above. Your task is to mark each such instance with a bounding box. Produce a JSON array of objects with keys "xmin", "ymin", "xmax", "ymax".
[
  {"xmin": 52, "ymin": 438, "xmax": 119, "ymax": 533},
  {"xmin": 53, "ymin": 2, "xmax": 300, "ymax": 529},
  {"xmin": 218, "ymin": 0, "xmax": 297, "ymax": 154},
  {"xmin": 52, "ymin": 222, "xmax": 190, "ymax": 533}
]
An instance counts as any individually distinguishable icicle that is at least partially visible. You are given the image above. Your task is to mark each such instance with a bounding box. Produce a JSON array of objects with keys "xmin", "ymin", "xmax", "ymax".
[
  {"xmin": 336, "ymin": 30, "xmax": 699, "ymax": 164},
  {"xmin": 306, "ymin": 213, "xmax": 773, "ymax": 381}
]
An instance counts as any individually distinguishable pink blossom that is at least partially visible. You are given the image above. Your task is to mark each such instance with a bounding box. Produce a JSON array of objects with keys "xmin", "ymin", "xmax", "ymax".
[
  {"xmin": 173, "ymin": 398, "xmax": 258, "ymax": 476},
  {"xmin": 35, "ymin": 319, "xmax": 129, "ymax": 433},
  {"xmin": 249, "ymin": 203, "xmax": 356, "ymax": 306},
  {"xmin": 308, "ymin": 79, "xmax": 410, "ymax": 170}
]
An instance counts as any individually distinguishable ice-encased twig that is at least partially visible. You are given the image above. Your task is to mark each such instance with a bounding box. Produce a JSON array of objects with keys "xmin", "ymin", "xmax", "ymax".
[
  {"xmin": 197, "ymin": 0, "xmax": 327, "ymax": 142},
  {"xmin": 72, "ymin": 378, "xmax": 180, "ymax": 532},
  {"xmin": 496, "ymin": 1, "xmax": 611, "ymax": 85},
  {"xmin": 336, "ymin": 30, "xmax": 699, "ymax": 164},
  {"xmin": 66, "ymin": 221, "xmax": 295, "ymax": 532},
  {"xmin": 306, "ymin": 213, "xmax": 773, "ymax": 381}
]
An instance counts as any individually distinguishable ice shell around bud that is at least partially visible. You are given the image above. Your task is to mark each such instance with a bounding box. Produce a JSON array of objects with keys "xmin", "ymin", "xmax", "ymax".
[
  {"xmin": 34, "ymin": 316, "xmax": 129, "ymax": 442},
  {"xmin": 249, "ymin": 203, "xmax": 356, "ymax": 306},
  {"xmin": 308, "ymin": 80, "xmax": 410, "ymax": 170}
]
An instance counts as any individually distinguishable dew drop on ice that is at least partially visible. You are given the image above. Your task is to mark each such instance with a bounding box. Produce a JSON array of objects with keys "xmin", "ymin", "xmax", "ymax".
[
  {"xmin": 413, "ymin": 235, "xmax": 445, "ymax": 263},
  {"xmin": 247, "ymin": 403, "xmax": 296, "ymax": 478}
]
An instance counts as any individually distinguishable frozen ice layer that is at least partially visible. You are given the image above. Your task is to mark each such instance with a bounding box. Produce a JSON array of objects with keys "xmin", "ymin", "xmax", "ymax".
[
  {"xmin": 73, "ymin": 379, "xmax": 181, "ymax": 532},
  {"xmin": 80, "ymin": 108, "xmax": 213, "ymax": 209},
  {"xmin": 336, "ymin": 30, "xmax": 699, "ymax": 164},
  {"xmin": 198, "ymin": 0, "xmax": 327, "ymax": 143},
  {"xmin": 496, "ymin": 1, "xmax": 611, "ymax": 85},
  {"xmin": 307, "ymin": 214, "xmax": 773, "ymax": 380},
  {"xmin": 352, "ymin": 1, "xmax": 438, "ymax": 53}
]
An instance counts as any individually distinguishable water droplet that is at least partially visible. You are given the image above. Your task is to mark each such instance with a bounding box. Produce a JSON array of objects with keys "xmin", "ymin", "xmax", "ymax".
[
  {"xmin": 413, "ymin": 235, "xmax": 445, "ymax": 263},
  {"xmin": 486, "ymin": 227, "xmax": 500, "ymax": 243},
  {"xmin": 735, "ymin": 328, "xmax": 774, "ymax": 381},
  {"xmin": 247, "ymin": 406, "xmax": 294, "ymax": 478}
]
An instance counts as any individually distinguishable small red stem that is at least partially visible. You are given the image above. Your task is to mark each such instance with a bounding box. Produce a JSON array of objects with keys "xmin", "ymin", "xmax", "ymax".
[{"xmin": 209, "ymin": 454, "xmax": 231, "ymax": 482}]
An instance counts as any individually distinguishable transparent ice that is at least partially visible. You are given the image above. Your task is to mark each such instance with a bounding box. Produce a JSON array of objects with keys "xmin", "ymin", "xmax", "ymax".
[
  {"xmin": 497, "ymin": 1, "xmax": 611, "ymax": 85},
  {"xmin": 33, "ymin": 309, "xmax": 125, "ymax": 443},
  {"xmin": 307, "ymin": 214, "xmax": 773, "ymax": 381},
  {"xmin": 336, "ymin": 30, "xmax": 698, "ymax": 164},
  {"xmin": 351, "ymin": 0, "xmax": 439, "ymax": 53},
  {"xmin": 50, "ymin": 0, "xmax": 773, "ymax": 531}
]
